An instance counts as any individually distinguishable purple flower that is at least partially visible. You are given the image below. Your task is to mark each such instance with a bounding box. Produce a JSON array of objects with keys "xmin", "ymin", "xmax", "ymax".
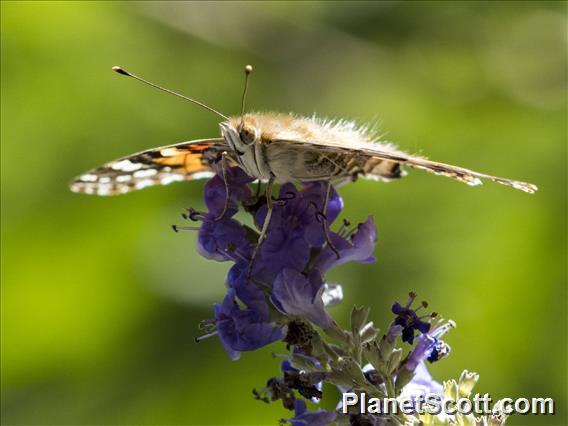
[
  {"xmin": 271, "ymin": 268, "xmax": 333, "ymax": 329},
  {"xmin": 284, "ymin": 399, "xmax": 337, "ymax": 426},
  {"xmin": 399, "ymin": 362, "xmax": 443, "ymax": 400},
  {"xmin": 226, "ymin": 260, "xmax": 271, "ymax": 316},
  {"xmin": 405, "ymin": 319, "xmax": 455, "ymax": 371},
  {"xmin": 192, "ymin": 170, "xmax": 380, "ymax": 364},
  {"xmin": 197, "ymin": 215, "xmax": 252, "ymax": 262},
  {"xmin": 391, "ymin": 293, "xmax": 432, "ymax": 344},
  {"xmin": 385, "ymin": 323, "xmax": 404, "ymax": 344},
  {"xmin": 214, "ymin": 289, "xmax": 286, "ymax": 360},
  {"xmin": 314, "ymin": 216, "xmax": 377, "ymax": 274},
  {"xmin": 255, "ymin": 182, "xmax": 342, "ymax": 275},
  {"xmin": 204, "ymin": 167, "xmax": 253, "ymax": 217},
  {"xmin": 257, "ymin": 226, "xmax": 311, "ymax": 276}
]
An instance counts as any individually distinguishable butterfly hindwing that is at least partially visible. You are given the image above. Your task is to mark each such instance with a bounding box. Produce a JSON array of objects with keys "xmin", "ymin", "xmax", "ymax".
[
  {"xmin": 70, "ymin": 138, "xmax": 227, "ymax": 196},
  {"xmin": 393, "ymin": 156, "xmax": 538, "ymax": 193},
  {"xmin": 272, "ymin": 138, "xmax": 537, "ymax": 193}
]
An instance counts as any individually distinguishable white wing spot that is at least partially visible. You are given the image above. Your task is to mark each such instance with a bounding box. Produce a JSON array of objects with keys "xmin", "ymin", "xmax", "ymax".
[
  {"xmin": 135, "ymin": 179, "xmax": 155, "ymax": 190},
  {"xmin": 97, "ymin": 186, "xmax": 111, "ymax": 196},
  {"xmin": 192, "ymin": 171, "xmax": 215, "ymax": 180},
  {"xmin": 466, "ymin": 178, "xmax": 482, "ymax": 187},
  {"xmin": 160, "ymin": 148, "xmax": 179, "ymax": 157},
  {"xmin": 133, "ymin": 169, "xmax": 158, "ymax": 178},
  {"xmin": 160, "ymin": 175, "xmax": 184, "ymax": 185},
  {"xmin": 83, "ymin": 185, "xmax": 95, "ymax": 195},
  {"xmin": 112, "ymin": 160, "xmax": 142, "ymax": 172},
  {"xmin": 116, "ymin": 175, "xmax": 132, "ymax": 182},
  {"xmin": 117, "ymin": 185, "xmax": 130, "ymax": 194},
  {"xmin": 80, "ymin": 174, "xmax": 98, "ymax": 182}
]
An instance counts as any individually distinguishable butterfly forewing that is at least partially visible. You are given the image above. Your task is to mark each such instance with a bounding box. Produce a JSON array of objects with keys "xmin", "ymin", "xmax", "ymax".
[{"xmin": 70, "ymin": 138, "xmax": 227, "ymax": 196}]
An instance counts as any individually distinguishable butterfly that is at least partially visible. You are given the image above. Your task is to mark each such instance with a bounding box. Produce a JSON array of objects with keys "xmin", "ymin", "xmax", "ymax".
[{"xmin": 70, "ymin": 65, "xmax": 538, "ymax": 196}]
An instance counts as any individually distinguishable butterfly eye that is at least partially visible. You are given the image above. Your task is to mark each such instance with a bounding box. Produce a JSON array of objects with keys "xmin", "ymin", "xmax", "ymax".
[{"xmin": 238, "ymin": 125, "xmax": 256, "ymax": 145}]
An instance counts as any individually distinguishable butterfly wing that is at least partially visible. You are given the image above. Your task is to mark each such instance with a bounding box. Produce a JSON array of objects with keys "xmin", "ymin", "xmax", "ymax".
[
  {"xmin": 70, "ymin": 138, "xmax": 227, "ymax": 196},
  {"xmin": 271, "ymin": 139, "xmax": 537, "ymax": 193},
  {"xmin": 384, "ymin": 154, "xmax": 538, "ymax": 193}
]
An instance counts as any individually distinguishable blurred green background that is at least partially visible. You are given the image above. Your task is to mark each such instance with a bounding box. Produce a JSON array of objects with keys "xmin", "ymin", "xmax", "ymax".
[{"xmin": 1, "ymin": 1, "xmax": 566, "ymax": 425}]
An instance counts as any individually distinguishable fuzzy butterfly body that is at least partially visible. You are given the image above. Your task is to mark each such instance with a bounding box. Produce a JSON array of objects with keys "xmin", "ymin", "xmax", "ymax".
[{"xmin": 70, "ymin": 112, "xmax": 537, "ymax": 196}]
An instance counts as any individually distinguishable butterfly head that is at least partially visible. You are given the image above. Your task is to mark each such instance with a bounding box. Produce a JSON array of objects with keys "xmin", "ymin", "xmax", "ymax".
[{"xmin": 221, "ymin": 116, "xmax": 260, "ymax": 156}]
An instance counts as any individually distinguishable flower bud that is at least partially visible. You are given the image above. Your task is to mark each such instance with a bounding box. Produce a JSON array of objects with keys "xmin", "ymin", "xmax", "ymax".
[
  {"xmin": 360, "ymin": 322, "xmax": 379, "ymax": 343},
  {"xmin": 443, "ymin": 379, "xmax": 459, "ymax": 400},
  {"xmin": 458, "ymin": 370, "xmax": 479, "ymax": 398},
  {"xmin": 387, "ymin": 348, "xmax": 403, "ymax": 375},
  {"xmin": 351, "ymin": 305, "xmax": 370, "ymax": 336}
]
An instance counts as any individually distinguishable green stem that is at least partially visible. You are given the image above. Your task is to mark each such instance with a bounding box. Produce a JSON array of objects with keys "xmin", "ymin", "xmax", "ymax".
[{"xmin": 386, "ymin": 376, "xmax": 396, "ymax": 399}]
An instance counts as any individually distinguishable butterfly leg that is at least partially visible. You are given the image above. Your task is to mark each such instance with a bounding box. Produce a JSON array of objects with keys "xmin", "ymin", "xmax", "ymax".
[
  {"xmin": 319, "ymin": 181, "xmax": 340, "ymax": 259},
  {"xmin": 215, "ymin": 151, "xmax": 230, "ymax": 221},
  {"xmin": 248, "ymin": 176, "xmax": 275, "ymax": 277}
]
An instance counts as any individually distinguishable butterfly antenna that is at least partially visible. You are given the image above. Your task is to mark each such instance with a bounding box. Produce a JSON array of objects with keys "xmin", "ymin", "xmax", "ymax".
[
  {"xmin": 112, "ymin": 66, "xmax": 229, "ymax": 120},
  {"xmin": 240, "ymin": 65, "xmax": 253, "ymax": 126}
]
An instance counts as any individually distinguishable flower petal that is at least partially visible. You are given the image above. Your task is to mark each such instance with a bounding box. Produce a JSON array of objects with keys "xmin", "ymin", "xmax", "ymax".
[
  {"xmin": 271, "ymin": 269, "xmax": 332, "ymax": 329},
  {"xmin": 214, "ymin": 289, "xmax": 285, "ymax": 359},
  {"xmin": 315, "ymin": 216, "xmax": 377, "ymax": 274}
]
